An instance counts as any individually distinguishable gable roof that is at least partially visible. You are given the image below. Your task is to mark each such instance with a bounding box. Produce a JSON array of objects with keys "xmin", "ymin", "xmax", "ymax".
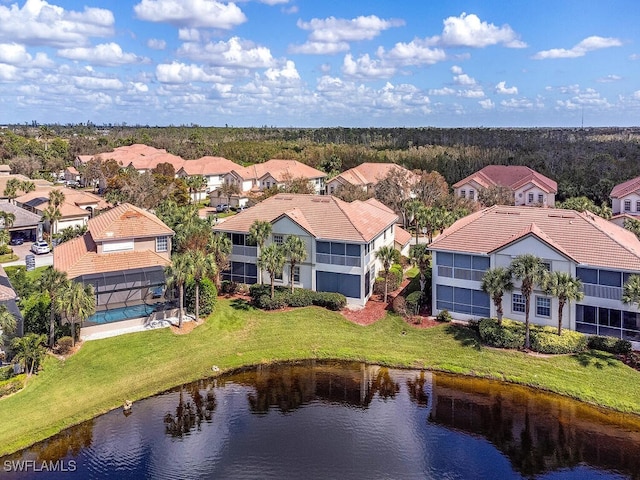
[
  {"xmin": 611, "ymin": 176, "xmax": 640, "ymax": 199},
  {"xmin": 230, "ymin": 159, "xmax": 326, "ymax": 182},
  {"xmin": 329, "ymin": 163, "xmax": 415, "ymax": 187},
  {"xmin": 453, "ymin": 165, "xmax": 557, "ymax": 193},
  {"xmin": 429, "ymin": 205, "xmax": 640, "ymax": 271},
  {"xmin": 214, "ymin": 193, "xmax": 397, "ymax": 243},
  {"xmin": 88, "ymin": 203, "xmax": 174, "ymax": 241},
  {"xmin": 77, "ymin": 144, "xmax": 185, "ymax": 171},
  {"xmin": 394, "ymin": 226, "xmax": 412, "ymax": 248},
  {"xmin": 178, "ymin": 156, "xmax": 241, "ymax": 176},
  {"xmin": 15, "ymin": 186, "xmax": 110, "ymax": 218}
]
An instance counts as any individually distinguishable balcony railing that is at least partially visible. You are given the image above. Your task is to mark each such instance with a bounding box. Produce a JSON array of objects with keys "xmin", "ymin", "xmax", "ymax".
[
  {"xmin": 437, "ymin": 266, "xmax": 484, "ymax": 282},
  {"xmin": 582, "ymin": 283, "xmax": 622, "ymax": 301},
  {"xmin": 316, "ymin": 253, "xmax": 361, "ymax": 268},
  {"xmin": 232, "ymin": 245, "xmax": 257, "ymax": 257}
]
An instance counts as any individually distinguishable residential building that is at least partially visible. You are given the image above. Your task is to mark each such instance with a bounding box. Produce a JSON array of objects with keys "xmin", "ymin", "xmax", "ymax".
[
  {"xmin": 610, "ymin": 176, "xmax": 640, "ymax": 220},
  {"xmin": 76, "ymin": 144, "xmax": 185, "ymax": 174},
  {"xmin": 0, "ymin": 202, "xmax": 42, "ymax": 241},
  {"xmin": 453, "ymin": 165, "xmax": 557, "ymax": 207},
  {"xmin": 53, "ymin": 203, "xmax": 174, "ymax": 329},
  {"xmin": 325, "ymin": 163, "xmax": 417, "ymax": 196},
  {"xmin": 15, "ymin": 186, "xmax": 110, "ymax": 235},
  {"xmin": 0, "ymin": 264, "xmax": 23, "ymax": 339},
  {"xmin": 215, "ymin": 160, "xmax": 326, "ymax": 209},
  {"xmin": 429, "ymin": 205, "xmax": 640, "ymax": 348},
  {"xmin": 213, "ymin": 193, "xmax": 399, "ymax": 305},
  {"xmin": 176, "ymin": 156, "xmax": 242, "ymax": 202},
  {"xmin": 0, "ymin": 172, "xmax": 52, "ymax": 201}
]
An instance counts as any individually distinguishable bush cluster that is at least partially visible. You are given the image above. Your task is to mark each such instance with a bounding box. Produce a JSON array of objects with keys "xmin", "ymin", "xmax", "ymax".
[
  {"xmin": 250, "ymin": 284, "xmax": 347, "ymax": 311},
  {"xmin": 373, "ymin": 264, "xmax": 404, "ymax": 295},
  {"xmin": 0, "ymin": 365, "xmax": 13, "ymax": 381},
  {"xmin": 391, "ymin": 296, "xmax": 408, "ymax": 317},
  {"xmin": 437, "ymin": 309, "xmax": 453, "ymax": 322},
  {"xmin": 0, "ymin": 376, "xmax": 23, "ymax": 398},
  {"xmin": 587, "ymin": 336, "xmax": 633, "ymax": 355},
  {"xmin": 220, "ymin": 280, "xmax": 240, "ymax": 295},
  {"xmin": 477, "ymin": 318, "xmax": 588, "ymax": 354},
  {"xmin": 55, "ymin": 336, "xmax": 74, "ymax": 355},
  {"xmin": 185, "ymin": 278, "xmax": 218, "ymax": 317},
  {"xmin": 405, "ymin": 291, "xmax": 423, "ymax": 316}
]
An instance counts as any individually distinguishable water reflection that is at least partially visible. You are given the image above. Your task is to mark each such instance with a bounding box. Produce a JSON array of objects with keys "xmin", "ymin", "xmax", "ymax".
[{"xmin": 4, "ymin": 362, "xmax": 640, "ymax": 480}]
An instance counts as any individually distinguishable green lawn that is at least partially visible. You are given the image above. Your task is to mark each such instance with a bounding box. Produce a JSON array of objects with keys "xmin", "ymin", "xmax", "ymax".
[{"xmin": 1, "ymin": 298, "xmax": 640, "ymax": 456}]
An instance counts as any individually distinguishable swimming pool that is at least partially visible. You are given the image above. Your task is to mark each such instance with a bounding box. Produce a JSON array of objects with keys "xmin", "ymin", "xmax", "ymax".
[{"xmin": 87, "ymin": 304, "xmax": 157, "ymax": 324}]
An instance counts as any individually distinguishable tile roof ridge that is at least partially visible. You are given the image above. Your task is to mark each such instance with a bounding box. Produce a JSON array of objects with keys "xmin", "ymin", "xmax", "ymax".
[
  {"xmin": 332, "ymin": 197, "xmax": 366, "ymax": 242},
  {"xmin": 578, "ymin": 210, "xmax": 640, "ymax": 260},
  {"xmin": 430, "ymin": 206, "xmax": 493, "ymax": 247}
]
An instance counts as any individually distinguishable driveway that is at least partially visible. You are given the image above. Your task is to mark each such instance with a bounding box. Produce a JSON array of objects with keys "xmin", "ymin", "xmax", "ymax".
[{"xmin": 3, "ymin": 240, "xmax": 53, "ymax": 268}]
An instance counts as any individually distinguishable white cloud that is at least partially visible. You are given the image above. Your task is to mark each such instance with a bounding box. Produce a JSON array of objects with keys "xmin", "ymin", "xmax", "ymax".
[
  {"xmin": 0, "ymin": 63, "xmax": 18, "ymax": 81},
  {"xmin": 450, "ymin": 65, "xmax": 463, "ymax": 75},
  {"xmin": 501, "ymin": 98, "xmax": 535, "ymax": 109},
  {"xmin": 382, "ymin": 40, "xmax": 446, "ymax": 66},
  {"xmin": 58, "ymin": 43, "xmax": 146, "ymax": 66},
  {"xmin": 156, "ymin": 61, "xmax": 225, "ymax": 83},
  {"xmin": 291, "ymin": 15, "xmax": 404, "ymax": 55},
  {"xmin": 0, "ymin": 0, "xmax": 114, "ymax": 47},
  {"xmin": 479, "ymin": 99, "xmax": 494, "ymax": 109},
  {"xmin": 133, "ymin": 0, "xmax": 247, "ymax": 29},
  {"xmin": 178, "ymin": 37, "xmax": 274, "ymax": 68},
  {"xmin": 596, "ymin": 74, "xmax": 622, "ymax": 83},
  {"xmin": 430, "ymin": 12, "xmax": 526, "ymax": 48},
  {"xmin": 178, "ymin": 28, "xmax": 201, "ymax": 41},
  {"xmin": 457, "ymin": 88, "xmax": 484, "ymax": 98},
  {"xmin": 428, "ymin": 87, "xmax": 456, "ymax": 96},
  {"xmin": 0, "ymin": 42, "xmax": 52, "ymax": 68},
  {"xmin": 147, "ymin": 38, "xmax": 166, "ymax": 50},
  {"xmin": 633, "ymin": 91, "xmax": 640, "ymax": 100},
  {"xmin": 556, "ymin": 88, "xmax": 611, "ymax": 110},
  {"xmin": 453, "ymin": 73, "xmax": 476, "ymax": 85},
  {"xmin": 495, "ymin": 80, "xmax": 518, "ymax": 94},
  {"xmin": 342, "ymin": 53, "xmax": 396, "ymax": 79},
  {"xmin": 533, "ymin": 36, "xmax": 622, "ymax": 59},
  {"xmin": 73, "ymin": 75, "xmax": 123, "ymax": 90},
  {"xmin": 264, "ymin": 60, "xmax": 300, "ymax": 82}
]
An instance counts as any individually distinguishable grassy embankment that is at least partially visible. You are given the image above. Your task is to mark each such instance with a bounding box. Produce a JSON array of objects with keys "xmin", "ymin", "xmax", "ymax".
[{"xmin": 1, "ymin": 297, "xmax": 639, "ymax": 457}]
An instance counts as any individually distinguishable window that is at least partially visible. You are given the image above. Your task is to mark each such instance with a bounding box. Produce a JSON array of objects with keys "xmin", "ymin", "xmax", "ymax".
[
  {"xmin": 512, "ymin": 294, "xmax": 525, "ymax": 313},
  {"xmin": 435, "ymin": 285, "xmax": 490, "ymax": 317},
  {"xmin": 275, "ymin": 270, "xmax": 283, "ymax": 280},
  {"xmin": 469, "ymin": 190, "xmax": 475, "ymax": 200},
  {"xmin": 528, "ymin": 193, "xmax": 534, "ymax": 203},
  {"xmin": 273, "ymin": 234, "xmax": 284, "ymax": 245},
  {"xmin": 625, "ymin": 200, "xmax": 632, "ymax": 212},
  {"xmin": 460, "ymin": 190, "xmax": 466, "ymax": 198},
  {"xmin": 156, "ymin": 236, "xmax": 168, "ymax": 252},
  {"xmin": 536, "ymin": 296, "xmax": 551, "ymax": 317},
  {"xmin": 293, "ymin": 266, "xmax": 300, "ymax": 283},
  {"xmin": 538, "ymin": 194, "xmax": 544, "ymax": 204},
  {"xmin": 636, "ymin": 201, "xmax": 640, "ymax": 212},
  {"xmin": 542, "ymin": 262, "xmax": 551, "ymax": 271}
]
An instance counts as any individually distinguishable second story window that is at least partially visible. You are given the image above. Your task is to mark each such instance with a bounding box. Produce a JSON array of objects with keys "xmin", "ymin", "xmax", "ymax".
[
  {"xmin": 469, "ymin": 190, "xmax": 475, "ymax": 200},
  {"xmin": 528, "ymin": 193, "xmax": 534, "ymax": 203},
  {"xmin": 625, "ymin": 200, "xmax": 632, "ymax": 212},
  {"xmin": 156, "ymin": 236, "xmax": 168, "ymax": 252},
  {"xmin": 460, "ymin": 190, "xmax": 466, "ymax": 198},
  {"xmin": 538, "ymin": 194, "xmax": 544, "ymax": 204},
  {"xmin": 273, "ymin": 234, "xmax": 284, "ymax": 245}
]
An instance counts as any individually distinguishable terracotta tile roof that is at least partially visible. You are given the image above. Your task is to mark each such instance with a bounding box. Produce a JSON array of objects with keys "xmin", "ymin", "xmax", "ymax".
[
  {"xmin": 611, "ymin": 176, "xmax": 640, "ymax": 198},
  {"xmin": 330, "ymin": 163, "xmax": 415, "ymax": 187},
  {"xmin": 0, "ymin": 265, "xmax": 16, "ymax": 301},
  {"xmin": 214, "ymin": 193, "xmax": 397, "ymax": 243},
  {"xmin": 394, "ymin": 226, "xmax": 412, "ymax": 247},
  {"xmin": 0, "ymin": 174, "xmax": 51, "ymax": 198},
  {"xmin": 453, "ymin": 165, "xmax": 557, "ymax": 193},
  {"xmin": 88, "ymin": 203, "xmax": 174, "ymax": 241},
  {"xmin": 0, "ymin": 203, "xmax": 42, "ymax": 228},
  {"xmin": 178, "ymin": 156, "xmax": 242, "ymax": 176},
  {"xmin": 429, "ymin": 205, "xmax": 640, "ymax": 271},
  {"xmin": 66, "ymin": 166, "xmax": 79, "ymax": 175},
  {"xmin": 77, "ymin": 144, "xmax": 185, "ymax": 171},
  {"xmin": 15, "ymin": 186, "xmax": 110, "ymax": 218},
  {"xmin": 54, "ymin": 233, "xmax": 170, "ymax": 278},
  {"xmin": 231, "ymin": 159, "xmax": 326, "ymax": 182}
]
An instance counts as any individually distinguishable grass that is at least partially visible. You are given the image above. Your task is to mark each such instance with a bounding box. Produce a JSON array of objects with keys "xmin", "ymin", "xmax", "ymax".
[
  {"xmin": 0, "ymin": 253, "xmax": 19, "ymax": 263},
  {"xmin": 1, "ymin": 299, "xmax": 640, "ymax": 456}
]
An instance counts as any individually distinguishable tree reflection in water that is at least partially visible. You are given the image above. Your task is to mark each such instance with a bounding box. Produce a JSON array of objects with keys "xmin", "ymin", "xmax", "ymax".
[{"xmin": 163, "ymin": 380, "xmax": 216, "ymax": 438}]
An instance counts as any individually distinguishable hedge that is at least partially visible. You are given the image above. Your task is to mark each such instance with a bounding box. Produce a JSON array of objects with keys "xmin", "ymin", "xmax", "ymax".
[
  {"xmin": 478, "ymin": 318, "xmax": 525, "ymax": 349},
  {"xmin": 185, "ymin": 277, "xmax": 218, "ymax": 317},
  {"xmin": 530, "ymin": 327, "xmax": 588, "ymax": 354},
  {"xmin": 587, "ymin": 336, "xmax": 633, "ymax": 355},
  {"xmin": 0, "ymin": 375, "xmax": 24, "ymax": 398},
  {"xmin": 250, "ymin": 285, "xmax": 346, "ymax": 311}
]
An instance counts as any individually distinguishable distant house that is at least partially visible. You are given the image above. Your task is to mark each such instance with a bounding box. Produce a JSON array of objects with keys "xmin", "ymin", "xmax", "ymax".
[
  {"xmin": 0, "ymin": 202, "xmax": 42, "ymax": 241},
  {"xmin": 63, "ymin": 166, "xmax": 80, "ymax": 184},
  {"xmin": 0, "ymin": 172, "xmax": 52, "ymax": 201},
  {"xmin": 176, "ymin": 156, "xmax": 243, "ymax": 202},
  {"xmin": 213, "ymin": 193, "xmax": 399, "ymax": 305},
  {"xmin": 429, "ymin": 205, "xmax": 640, "ymax": 348},
  {"xmin": 610, "ymin": 176, "xmax": 640, "ymax": 224},
  {"xmin": 54, "ymin": 203, "xmax": 174, "ymax": 332},
  {"xmin": 453, "ymin": 165, "xmax": 557, "ymax": 207},
  {"xmin": 215, "ymin": 160, "xmax": 326, "ymax": 209},
  {"xmin": 15, "ymin": 186, "xmax": 110, "ymax": 235},
  {"xmin": 76, "ymin": 144, "xmax": 186, "ymax": 175},
  {"xmin": 325, "ymin": 163, "xmax": 417, "ymax": 196}
]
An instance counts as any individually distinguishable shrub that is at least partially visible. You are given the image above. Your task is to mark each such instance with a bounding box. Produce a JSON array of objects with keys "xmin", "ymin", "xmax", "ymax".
[
  {"xmin": 288, "ymin": 289, "xmax": 314, "ymax": 307},
  {"xmin": 0, "ymin": 375, "xmax": 24, "ymax": 398},
  {"xmin": 437, "ymin": 309, "xmax": 453, "ymax": 323},
  {"xmin": 587, "ymin": 336, "xmax": 633, "ymax": 355},
  {"xmin": 185, "ymin": 278, "xmax": 218, "ymax": 317},
  {"xmin": 529, "ymin": 327, "xmax": 587, "ymax": 354},
  {"xmin": 0, "ymin": 365, "xmax": 13, "ymax": 381},
  {"xmin": 55, "ymin": 336, "xmax": 74, "ymax": 355},
  {"xmin": 254, "ymin": 294, "xmax": 288, "ymax": 310},
  {"xmin": 312, "ymin": 292, "xmax": 347, "ymax": 311},
  {"xmin": 0, "ymin": 245, "xmax": 11, "ymax": 255},
  {"xmin": 405, "ymin": 291, "xmax": 423, "ymax": 316},
  {"xmin": 250, "ymin": 285, "xmax": 346, "ymax": 312},
  {"xmin": 220, "ymin": 280, "xmax": 240, "ymax": 295},
  {"xmin": 478, "ymin": 318, "xmax": 524, "ymax": 349},
  {"xmin": 392, "ymin": 295, "xmax": 408, "ymax": 317},
  {"xmin": 249, "ymin": 283, "xmax": 271, "ymax": 299}
]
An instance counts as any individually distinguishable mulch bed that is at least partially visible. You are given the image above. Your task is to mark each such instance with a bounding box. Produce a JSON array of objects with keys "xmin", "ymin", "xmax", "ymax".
[{"xmin": 340, "ymin": 294, "xmax": 441, "ymax": 329}]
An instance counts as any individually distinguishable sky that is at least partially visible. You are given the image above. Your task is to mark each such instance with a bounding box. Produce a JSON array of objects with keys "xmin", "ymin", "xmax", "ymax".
[{"xmin": 0, "ymin": 0, "xmax": 639, "ymax": 128}]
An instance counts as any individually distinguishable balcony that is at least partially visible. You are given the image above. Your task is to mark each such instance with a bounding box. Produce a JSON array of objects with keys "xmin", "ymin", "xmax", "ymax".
[
  {"xmin": 582, "ymin": 283, "xmax": 622, "ymax": 301},
  {"xmin": 232, "ymin": 245, "xmax": 257, "ymax": 257},
  {"xmin": 316, "ymin": 253, "xmax": 361, "ymax": 268}
]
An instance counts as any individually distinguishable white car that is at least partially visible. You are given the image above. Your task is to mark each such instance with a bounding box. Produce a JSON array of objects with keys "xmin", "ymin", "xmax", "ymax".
[{"xmin": 30, "ymin": 241, "xmax": 50, "ymax": 255}]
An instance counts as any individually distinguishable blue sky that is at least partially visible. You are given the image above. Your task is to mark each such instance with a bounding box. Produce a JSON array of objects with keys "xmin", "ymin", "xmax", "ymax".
[{"xmin": 0, "ymin": 0, "xmax": 638, "ymax": 127}]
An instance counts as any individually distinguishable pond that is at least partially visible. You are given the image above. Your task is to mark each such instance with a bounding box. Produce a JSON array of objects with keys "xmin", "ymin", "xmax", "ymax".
[{"xmin": 3, "ymin": 361, "xmax": 640, "ymax": 479}]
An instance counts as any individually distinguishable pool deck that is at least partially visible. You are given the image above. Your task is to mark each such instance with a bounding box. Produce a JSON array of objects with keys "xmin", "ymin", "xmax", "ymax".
[{"xmin": 81, "ymin": 308, "xmax": 195, "ymax": 341}]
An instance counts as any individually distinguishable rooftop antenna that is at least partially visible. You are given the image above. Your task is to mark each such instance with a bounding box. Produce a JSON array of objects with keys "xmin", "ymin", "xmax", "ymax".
[{"xmin": 581, "ymin": 107, "xmax": 584, "ymax": 129}]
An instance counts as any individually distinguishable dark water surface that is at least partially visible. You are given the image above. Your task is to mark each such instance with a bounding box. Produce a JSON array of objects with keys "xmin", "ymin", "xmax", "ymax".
[{"xmin": 3, "ymin": 361, "xmax": 640, "ymax": 479}]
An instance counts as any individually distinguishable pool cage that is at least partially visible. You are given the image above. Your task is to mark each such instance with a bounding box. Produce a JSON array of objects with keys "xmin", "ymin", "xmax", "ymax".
[{"xmin": 76, "ymin": 266, "xmax": 170, "ymax": 315}]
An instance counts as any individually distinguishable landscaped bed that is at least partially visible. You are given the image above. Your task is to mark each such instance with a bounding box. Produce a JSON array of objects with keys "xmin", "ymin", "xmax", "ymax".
[{"xmin": 0, "ymin": 299, "xmax": 639, "ymax": 457}]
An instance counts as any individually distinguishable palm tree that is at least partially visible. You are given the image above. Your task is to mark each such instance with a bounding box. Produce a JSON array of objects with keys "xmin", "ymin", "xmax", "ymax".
[
  {"xmin": 165, "ymin": 252, "xmax": 194, "ymax": 328},
  {"xmin": 257, "ymin": 244, "xmax": 286, "ymax": 299},
  {"xmin": 0, "ymin": 304, "xmax": 17, "ymax": 352},
  {"xmin": 283, "ymin": 235, "xmax": 307, "ymax": 293},
  {"xmin": 405, "ymin": 199, "xmax": 423, "ymax": 238},
  {"xmin": 543, "ymin": 271, "xmax": 584, "ymax": 335},
  {"xmin": 509, "ymin": 254, "xmax": 548, "ymax": 349},
  {"xmin": 185, "ymin": 175, "xmax": 207, "ymax": 204},
  {"xmin": 39, "ymin": 267, "xmax": 69, "ymax": 347},
  {"xmin": 375, "ymin": 245, "xmax": 396, "ymax": 303},
  {"xmin": 408, "ymin": 243, "xmax": 430, "ymax": 293},
  {"xmin": 249, "ymin": 220, "xmax": 272, "ymax": 284},
  {"xmin": 56, "ymin": 281, "xmax": 96, "ymax": 346},
  {"xmin": 20, "ymin": 180, "xmax": 35, "ymax": 194},
  {"xmin": 42, "ymin": 205, "xmax": 62, "ymax": 238},
  {"xmin": 481, "ymin": 267, "xmax": 514, "ymax": 325},
  {"xmin": 189, "ymin": 250, "xmax": 217, "ymax": 321},
  {"xmin": 623, "ymin": 274, "xmax": 640, "ymax": 311},
  {"xmin": 0, "ymin": 211, "xmax": 15, "ymax": 230},
  {"xmin": 209, "ymin": 233, "xmax": 232, "ymax": 289},
  {"xmin": 11, "ymin": 333, "xmax": 47, "ymax": 376}
]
